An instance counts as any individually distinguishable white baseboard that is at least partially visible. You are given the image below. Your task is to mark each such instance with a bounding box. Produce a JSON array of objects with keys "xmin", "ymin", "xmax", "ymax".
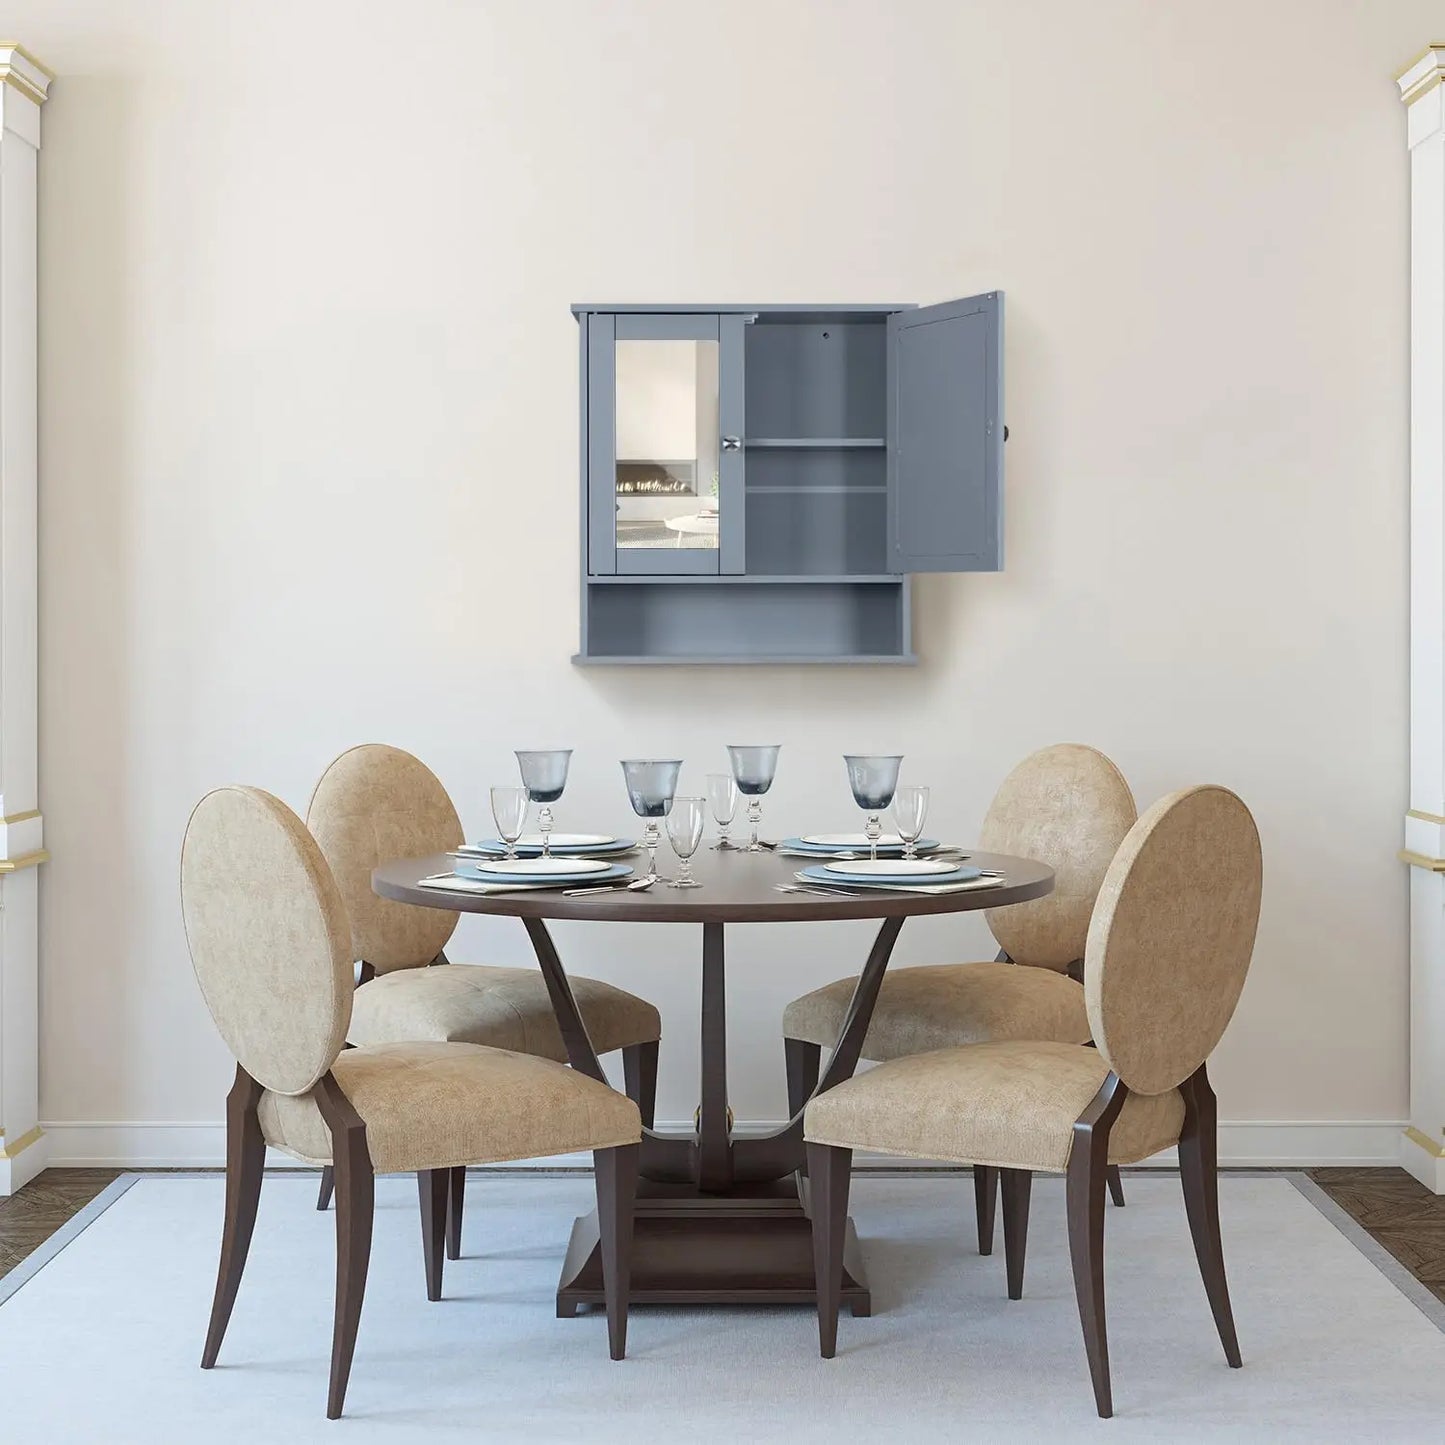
[{"xmin": 39, "ymin": 1117, "xmax": 1410, "ymax": 1171}]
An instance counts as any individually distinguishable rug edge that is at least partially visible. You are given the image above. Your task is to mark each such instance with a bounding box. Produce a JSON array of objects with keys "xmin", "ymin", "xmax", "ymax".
[
  {"xmin": 1288, "ymin": 1172, "xmax": 1445, "ymax": 1333},
  {"xmin": 0, "ymin": 1173, "xmax": 142, "ymax": 1307}
]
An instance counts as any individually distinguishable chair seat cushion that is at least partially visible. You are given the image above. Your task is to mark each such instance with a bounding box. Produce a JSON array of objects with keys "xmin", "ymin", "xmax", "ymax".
[
  {"xmin": 346, "ymin": 963, "xmax": 661, "ymax": 1059},
  {"xmin": 804, "ymin": 1040, "xmax": 1184, "ymax": 1172},
  {"xmin": 259, "ymin": 1040, "xmax": 641, "ymax": 1172},
  {"xmin": 782, "ymin": 962, "xmax": 1091, "ymax": 1060}
]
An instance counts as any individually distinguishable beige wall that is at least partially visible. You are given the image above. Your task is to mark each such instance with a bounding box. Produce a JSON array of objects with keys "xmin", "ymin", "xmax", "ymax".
[{"xmin": 23, "ymin": 0, "xmax": 1425, "ymax": 1156}]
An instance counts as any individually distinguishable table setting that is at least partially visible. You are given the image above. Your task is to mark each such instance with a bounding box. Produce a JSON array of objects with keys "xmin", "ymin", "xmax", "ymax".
[{"xmin": 411, "ymin": 744, "xmax": 1013, "ymax": 902}]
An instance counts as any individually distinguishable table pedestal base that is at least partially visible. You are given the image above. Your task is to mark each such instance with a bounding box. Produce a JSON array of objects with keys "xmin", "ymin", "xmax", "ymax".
[{"xmin": 555, "ymin": 1178, "xmax": 870, "ymax": 1315}]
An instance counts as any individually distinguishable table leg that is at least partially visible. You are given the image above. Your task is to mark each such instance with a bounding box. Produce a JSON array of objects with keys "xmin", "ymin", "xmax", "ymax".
[{"xmin": 530, "ymin": 914, "xmax": 902, "ymax": 1313}]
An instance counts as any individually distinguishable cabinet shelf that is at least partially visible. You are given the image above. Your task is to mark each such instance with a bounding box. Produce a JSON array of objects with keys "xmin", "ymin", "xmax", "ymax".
[
  {"xmin": 573, "ymin": 653, "xmax": 919, "ymax": 666},
  {"xmin": 746, "ymin": 437, "xmax": 886, "ymax": 449},
  {"xmin": 586, "ymin": 573, "xmax": 901, "ymax": 585}
]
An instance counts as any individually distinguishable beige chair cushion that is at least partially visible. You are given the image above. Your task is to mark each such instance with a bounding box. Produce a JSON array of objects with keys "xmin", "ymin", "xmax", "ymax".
[
  {"xmin": 306, "ymin": 744, "xmax": 464, "ymax": 975},
  {"xmin": 980, "ymin": 743, "xmax": 1137, "ymax": 971},
  {"xmin": 804, "ymin": 1041, "xmax": 1184, "ymax": 1171},
  {"xmin": 347, "ymin": 963, "xmax": 662, "ymax": 1058},
  {"xmin": 182, "ymin": 787, "xmax": 353, "ymax": 1096},
  {"xmin": 1086, "ymin": 785, "xmax": 1263, "ymax": 1095},
  {"xmin": 782, "ymin": 962, "xmax": 1090, "ymax": 1059},
  {"xmin": 258, "ymin": 1040, "xmax": 641, "ymax": 1172}
]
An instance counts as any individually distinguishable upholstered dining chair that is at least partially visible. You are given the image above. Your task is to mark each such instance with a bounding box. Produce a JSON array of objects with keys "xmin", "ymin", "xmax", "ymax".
[
  {"xmin": 182, "ymin": 785, "xmax": 640, "ymax": 1419},
  {"xmin": 306, "ymin": 744, "xmax": 661, "ymax": 1253},
  {"xmin": 782, "ymin": 743, "xmax": 1137, "ymax": 1245},
  {"xmin": 804, "ymin": 785, "xmax": 1263, "ymax": 1419}
]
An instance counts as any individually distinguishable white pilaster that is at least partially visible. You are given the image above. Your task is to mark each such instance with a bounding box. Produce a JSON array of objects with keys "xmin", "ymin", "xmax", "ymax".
[{"xmin": 0, "ymin": 43, "xmax": 50, "ymax": 1195}]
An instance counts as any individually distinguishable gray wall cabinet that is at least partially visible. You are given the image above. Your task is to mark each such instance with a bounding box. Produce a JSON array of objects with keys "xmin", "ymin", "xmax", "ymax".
[{"xmin": 573, "ymin": 296, "xmax": 1003, "ymax": 664}]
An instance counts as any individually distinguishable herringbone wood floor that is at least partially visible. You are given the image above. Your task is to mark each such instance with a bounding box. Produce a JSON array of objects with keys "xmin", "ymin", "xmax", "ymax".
[{"xmin": 2, "ymin": 1167, "xmax": 1443, "ymax": 1303}]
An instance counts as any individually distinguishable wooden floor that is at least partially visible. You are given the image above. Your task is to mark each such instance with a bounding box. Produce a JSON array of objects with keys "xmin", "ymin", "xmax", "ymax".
[{"xmin": 2, "ymin": 1167, "xmax": 1443, "ymax": 1305}]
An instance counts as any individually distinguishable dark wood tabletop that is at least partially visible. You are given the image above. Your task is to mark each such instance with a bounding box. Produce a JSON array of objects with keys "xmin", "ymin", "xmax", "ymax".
[{"xmin": 372, "ymin": 845, "xmax": 1054, "ymax": 923}]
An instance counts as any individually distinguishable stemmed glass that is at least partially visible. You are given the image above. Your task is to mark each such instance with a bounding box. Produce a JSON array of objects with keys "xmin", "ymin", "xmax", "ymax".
[
  {"xmin": 515, "ymin": 750, "xmax": 572, "ymax": 860},
  {"xmin": 844, "ymin": 754, "xmax": 903, "ymax": 862},
  {"xmin": 726, "ymin": 745, "xmax": 781, "ymax": 853},
  {"xmin": 893, "ymin": 783, "xmax": 929, "ymax": 861},
  {"xmin": 707, "ymin": 772, "xmax": 739, "ymax": 851},
  {"xmin": 665, "ymin": 796, "xmax": 706, "ymax": 888},
  {"xmin": 489, "ymin": 786, "xmax": 529, "ymax": 860},
  {"xmin": 621, "ymin": 759, "xmax": 682, "ymax": 884}
]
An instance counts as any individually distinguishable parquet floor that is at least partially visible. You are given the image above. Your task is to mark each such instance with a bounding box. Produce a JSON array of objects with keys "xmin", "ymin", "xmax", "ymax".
[{"xmin": 2, "ymin": 1167, "xmax": 1444, "ymax": 1305}]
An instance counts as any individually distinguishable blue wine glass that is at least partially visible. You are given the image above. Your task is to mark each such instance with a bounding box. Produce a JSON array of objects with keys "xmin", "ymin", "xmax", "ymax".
[
  {"xmin": 515, "ymin": 749, "xmax": 572, "ymax": 859},
  {"xmin": 844, "ymin": 754, "xmax": 903, "ymax": 862},
  {"xmin": 621, "ymin": 759, "xmax": 683, "ymax": 883},
  {"xmin": 726, "ymin": 745, "xmax": 781, "ymax": 852}
]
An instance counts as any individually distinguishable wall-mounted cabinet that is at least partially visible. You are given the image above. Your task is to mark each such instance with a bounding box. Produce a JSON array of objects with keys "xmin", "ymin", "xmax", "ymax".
[{"xmin": 573, "ymin": 296, "xmax": 1003, "ymax": 664}]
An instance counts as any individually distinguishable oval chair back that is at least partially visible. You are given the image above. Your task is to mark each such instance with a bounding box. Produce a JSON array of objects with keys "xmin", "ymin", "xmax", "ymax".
[
  {"xmin": 980, "ymin": 743, "xmax": 1137, "ymax": 971},
  {"xmin": 306, "ymin": 744, "xmax": 464, "ymax": 974},
  {"xmin": 1084, "ymin": 785, "xmax": 1263, "ymax": 1096},
  {"xmin": 181, "ymin": 786, "xmax": 353, "ymax": 1096}
]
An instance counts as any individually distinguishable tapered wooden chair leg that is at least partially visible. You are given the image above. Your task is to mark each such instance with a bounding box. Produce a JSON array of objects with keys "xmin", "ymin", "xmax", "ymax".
[
  {"xmin": 316, "ymin": 1166, "xmax": 334, "ymax": 1211},
  {"xmin": 594, "ymin": 1142, "xmax": 639, "ymax": 1361},
  {"xmin": 1178, "ymin": 1065, "xmax": 1242, "ymax": 1368},
  {"xmin": 418, "ymin": 1169, "xmax": 448, "ymax": 1301},
  {"xmin": 784, "ymin": 1038, "xmax": 822, "ymax": 1118},
  {"xmin": 621, "ymin": 1041, "xmax": 660, "ymax": 1130},
  {"xmin": 445, "ymin": 1165, "xmax": 465, "ymax": 1260},
  {"xmin": 974, "ymin": 1165, "xmax": 998, "ymax": 1255},
  {"xmin": 1067, "ymin": 1073, "xmax": 1126, "ymax": 1419},
  {"xmin": 807, "ymin": 1142, "xmax": 852, "ymax": 1358},
  {"xmin": 202, "ymin": 1066, "xmax": 265, "ymax": 1369},
  {"xmin": 1107, "ymin": 1165, "xmax": 1125, "ymax": 1207},
  {"xmin": 1000, "ymin": 1168, "xmax": 1032, "ymax": 1300},
  {"xmin": 318, "ymin": 1078, "xmax": 374, "ymax": 1421}
]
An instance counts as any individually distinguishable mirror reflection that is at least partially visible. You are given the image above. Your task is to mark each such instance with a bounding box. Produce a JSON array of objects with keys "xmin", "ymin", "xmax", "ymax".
[{"xmin": 614, "ymin": 339, "xmax": 719, "ymax": 551}]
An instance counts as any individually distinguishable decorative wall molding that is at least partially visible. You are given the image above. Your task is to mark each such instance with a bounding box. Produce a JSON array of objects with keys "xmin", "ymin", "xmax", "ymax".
[
  {"xmin": 39, "ymin": 1118, "xmax": 1410, "ymax": 1171},
  {"xmin": 0, "ymin": 43, "xmax": 49, "ymax": 1195},
  {"xmin": 1398, "ymin": 46, "xmax": 1445, "ymax": 1193}
]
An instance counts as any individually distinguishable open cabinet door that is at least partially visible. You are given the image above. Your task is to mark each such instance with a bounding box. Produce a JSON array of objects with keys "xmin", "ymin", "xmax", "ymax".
[{"xmin": 887, "ymin": 291, "xmax": 1003, "ymax": 572}]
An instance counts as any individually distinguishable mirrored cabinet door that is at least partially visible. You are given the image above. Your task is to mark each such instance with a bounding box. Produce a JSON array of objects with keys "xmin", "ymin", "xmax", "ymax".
[{"xmin": 586, "ymin": 314, "xmax": 744, "ymax": 576}]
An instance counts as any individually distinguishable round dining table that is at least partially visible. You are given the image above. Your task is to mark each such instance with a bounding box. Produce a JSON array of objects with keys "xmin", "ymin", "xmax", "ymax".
[{"xmin": 372, "ymin": 844, "xmax": 1054, "ymax": 1318}]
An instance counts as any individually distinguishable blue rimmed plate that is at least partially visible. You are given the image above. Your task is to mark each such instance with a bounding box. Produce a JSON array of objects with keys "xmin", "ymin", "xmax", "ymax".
[
  {"xmin": 799, "ymin": 862, "xmax": 981, "ymax": 887},
  {"xmin": 461, "ymin": 835, "xmax": 636, "ymax": 858},
  {"xmin": 453, "ymin": 860, "xmax": 634, "ymax": 886},
  {"xmin": 780, "ymin": 836, "xmax": 941, "ymax": 856}
]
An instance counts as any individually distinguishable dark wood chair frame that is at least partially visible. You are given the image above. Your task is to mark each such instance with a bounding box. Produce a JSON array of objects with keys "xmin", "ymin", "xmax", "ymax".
[
  {"xmin": 783, "ymin": 949, "xmax": 1124, "ymax": 1256},
  {"xmin": 313, "ymin": 951, "xmax": 660, "ymax": 1262},
  {"xmin": 806, "ymin": 1060, "xmax": 1240, "ymax": 1419},
  {"xmin": 203, "ymin": 1060, "xmax": 640, "ymax": 1419}
]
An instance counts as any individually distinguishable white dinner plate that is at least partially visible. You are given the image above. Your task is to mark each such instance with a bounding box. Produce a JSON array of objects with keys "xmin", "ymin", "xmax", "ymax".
[
  {"xmin": 803, "ymin": 832, "xmax": 910, "ymax": 848},
  {"xmin": 510, "ymin": 833, "xmax": 619, "ymax": 849},
  {"xmin": 822, "ymin": 858, "xmax": 956, "ymax": 878},
  {"xmin": 471, "ymin": 856, "xmax": 611, "ymax": 877}
]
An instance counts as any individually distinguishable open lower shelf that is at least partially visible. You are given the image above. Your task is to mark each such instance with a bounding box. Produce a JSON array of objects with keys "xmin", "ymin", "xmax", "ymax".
[
  {"xmin": 578, "ymin": 579, "xmax": 912, "ymax": 664},
  {"xmin": 745, "ymin": 437, "xmax": 886, "ymax": 449}
]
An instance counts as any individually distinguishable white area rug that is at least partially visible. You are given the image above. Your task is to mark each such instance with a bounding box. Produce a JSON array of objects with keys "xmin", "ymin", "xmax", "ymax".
[{"xmin": 1, "ymin": 1172, "xmax": 1442, "ymax": 1441}]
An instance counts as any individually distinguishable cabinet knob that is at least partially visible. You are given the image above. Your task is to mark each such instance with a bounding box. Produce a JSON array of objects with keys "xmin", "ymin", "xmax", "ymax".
[{"xmin": 721, "ymin": 436, "xmax": 741, "ymax": 452}]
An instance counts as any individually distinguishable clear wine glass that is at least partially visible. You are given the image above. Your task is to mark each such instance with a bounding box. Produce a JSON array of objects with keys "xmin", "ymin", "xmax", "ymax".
[
  {"xmin": 489, "ymin": 785, "xmax": 529, "ymax": 860},
  {"xmin": 707, "ymin": 772, "xmax": 739, "ymax": 851},
  {"xmin": 892, "ymin": 783, "xmax": 929, "ymax": 861},
  {"xmin": 726, "ymin": 745, "xmax": 781, "ymax": 853},
  {"xmin": 515, "ymin": 749, "xmax": 572, "ymax": 859},
  {"xmin": 621, "ymin": 759, "xmax": 682, "ymax": 883},
  {"xmin": 844, "ymin": 754, "xmax": 903, "ymax": 862},
  {"xmin": 665, "ymin": 796, "xmax": 706, "ymax": 888}
]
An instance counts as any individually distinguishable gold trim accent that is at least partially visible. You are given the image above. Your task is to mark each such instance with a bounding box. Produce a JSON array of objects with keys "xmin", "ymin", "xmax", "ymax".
[
  {"xmin": 0, "ymin": 44, "xmax": 53, "ymax": 80},
  {"xmin": 1397, "ymin": 43, "xmax": 1445, "ymax": 82},
  {"xmin": 1, "ymin": 808, "xmax": 40, "ymax": 825},
  {"xmin": 1407, "ymin": 807, "xmax": 1445, "ymax": 826},
  {"xmin": 0, "ymin": 848, "xmax": 49, "ymax": 874},
  {"xmin": 0, "ymin": 1124, "xmax": 42, "ymax": 1161},
  {"xmin": 1401, "ymin": 72, "xmax": 1445, "ymax": 107},
  {"xmin": 1404, "ymin": 1125, "xmax": 1445, "ymax": 1159}
]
